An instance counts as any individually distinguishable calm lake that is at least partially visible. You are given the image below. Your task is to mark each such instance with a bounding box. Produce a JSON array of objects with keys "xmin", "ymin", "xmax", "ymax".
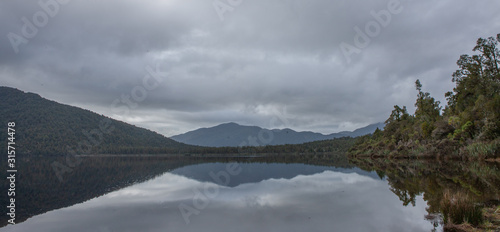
[{"xmin": 1, "ymin": 155, "xmax": 499, "ymax": 232}]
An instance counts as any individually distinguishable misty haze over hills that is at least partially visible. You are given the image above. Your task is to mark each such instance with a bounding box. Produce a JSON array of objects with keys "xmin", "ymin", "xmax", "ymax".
[{"xmin": 171, "ymin": 122, "xmax": 384, "ymax": 147}]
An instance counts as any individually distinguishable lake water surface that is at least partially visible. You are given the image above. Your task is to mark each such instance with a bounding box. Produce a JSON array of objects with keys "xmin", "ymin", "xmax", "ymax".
[{"xmin": 1, "ymin": 155, "xmax": 499, "ymax": 232}]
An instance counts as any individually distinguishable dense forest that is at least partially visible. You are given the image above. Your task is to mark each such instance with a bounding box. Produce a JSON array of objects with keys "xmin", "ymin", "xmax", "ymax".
[
  {"xmin": 0, "ymin": 87, "xmax": 194, "ymax": 156},
  {"xmin": 349, "ymin": 34, "xmax": 500, "ymax": 160}
]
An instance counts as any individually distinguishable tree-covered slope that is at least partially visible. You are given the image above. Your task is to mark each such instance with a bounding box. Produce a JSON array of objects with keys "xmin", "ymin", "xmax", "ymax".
[
  {"xmin": 0, "ymin": 87, "xmax": 193, "ymax": 155},
  {"xmin": 349, "ymin": 34, "xmax": 500, "ymax": 159}
]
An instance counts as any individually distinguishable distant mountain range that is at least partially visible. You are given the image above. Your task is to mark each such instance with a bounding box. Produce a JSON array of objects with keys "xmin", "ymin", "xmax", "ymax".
[
  {"xmin": 171, "ymin": 122, "xmax": 385, "ymax": 147},
  {"xmin": 0, "ymin": 86, "xmax": 383, "ymax": 154}
]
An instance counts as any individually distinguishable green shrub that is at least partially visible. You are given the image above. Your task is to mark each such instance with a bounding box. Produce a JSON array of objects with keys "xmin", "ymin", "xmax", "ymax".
[{"xmin": 466, "ymin": 140, "xmax": 500, "ymax": 159}]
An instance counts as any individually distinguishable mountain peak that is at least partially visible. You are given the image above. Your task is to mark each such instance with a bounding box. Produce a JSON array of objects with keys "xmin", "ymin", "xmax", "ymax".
[
  {"xmin": 171, "ymin": 122, "xmax": 383, "ymax": 147},
  {"xmin": 217, "ymin": 122, "xmax": 240, "ymax": 127}
]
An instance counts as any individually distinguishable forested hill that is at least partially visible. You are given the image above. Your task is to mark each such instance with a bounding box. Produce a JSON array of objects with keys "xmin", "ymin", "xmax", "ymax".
[
  {"xmin": 0, "ymin": 87, "xmax": 194, "ymax": 155},
  {"xmin": 349, "ymin": 34, "xmax": 500, "ymax": 159}
]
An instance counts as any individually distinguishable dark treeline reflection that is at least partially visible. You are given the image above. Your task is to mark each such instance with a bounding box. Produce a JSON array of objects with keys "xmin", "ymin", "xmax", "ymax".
[
  {"xmin": 0, "ymin": 156, "xmax": 204, "ymax": 227},
  {"xmin": 0, "ymin": 153, "xmax": 351, "ymax": 228},
  {"xmin": 350, "ymin": 158, "xmax": 500, "ymax": 228}
]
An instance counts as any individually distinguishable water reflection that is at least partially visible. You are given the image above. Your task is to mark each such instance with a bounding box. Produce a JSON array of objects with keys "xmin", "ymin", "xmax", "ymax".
[
  {"xmin": 171, "ymin": 162, "xmax": 380, "ymax": 187},
  {"xmin": 2, "ymin": 162, "xmax": 436, "ymax": 232},
  {"xmin": 0, "ymin": 156, "xmax": 206, "ymax": 227},
  {"xmin": 351, "ymin": 158, "xmax": 500, "ymax": 230}
]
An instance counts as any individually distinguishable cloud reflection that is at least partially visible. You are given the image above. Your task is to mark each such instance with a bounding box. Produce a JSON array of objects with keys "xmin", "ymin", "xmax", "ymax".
[{"xmin": 3, "ymin": 169, "xmax": 435, "ymax": 232}]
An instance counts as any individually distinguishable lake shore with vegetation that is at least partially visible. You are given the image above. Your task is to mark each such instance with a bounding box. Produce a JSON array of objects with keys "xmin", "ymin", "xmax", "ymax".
[
  {"xmin": 348, "ymin": 34, "xmax": 500, "ymax": 162},
  {"xmin": 348, "ymin": 33, "xmax": 500, "ymax": 231}
]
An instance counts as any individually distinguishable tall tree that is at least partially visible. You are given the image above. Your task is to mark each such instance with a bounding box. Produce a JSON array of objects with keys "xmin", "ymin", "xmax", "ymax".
[
  {"xmin": 445, "ymin": 34, "xmax": 500, "ymax": 139},
  {"xmin": 414, "ymin": 80, "xmax": 441, "ymax": 138}
]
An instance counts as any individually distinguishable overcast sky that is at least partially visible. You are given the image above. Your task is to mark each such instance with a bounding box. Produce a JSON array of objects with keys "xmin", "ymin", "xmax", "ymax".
[{"xmin": 1, "ymin": 0, "xmax": 499, "ymax": 136}]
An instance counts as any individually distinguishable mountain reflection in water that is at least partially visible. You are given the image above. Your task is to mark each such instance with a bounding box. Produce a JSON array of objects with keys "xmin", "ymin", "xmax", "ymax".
[
  {"xmin": 2, "ymin": 155, "xmax": 499, "ymax": 232},
  {"xmin": 2, "ymin": 160, "xmax": 436, "ymax": 232}
]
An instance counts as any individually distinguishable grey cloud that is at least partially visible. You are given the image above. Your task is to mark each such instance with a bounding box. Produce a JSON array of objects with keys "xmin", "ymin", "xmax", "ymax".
[{"xmin": 1, "ymin": 0, "xmax": 499, "ymax": 136}]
